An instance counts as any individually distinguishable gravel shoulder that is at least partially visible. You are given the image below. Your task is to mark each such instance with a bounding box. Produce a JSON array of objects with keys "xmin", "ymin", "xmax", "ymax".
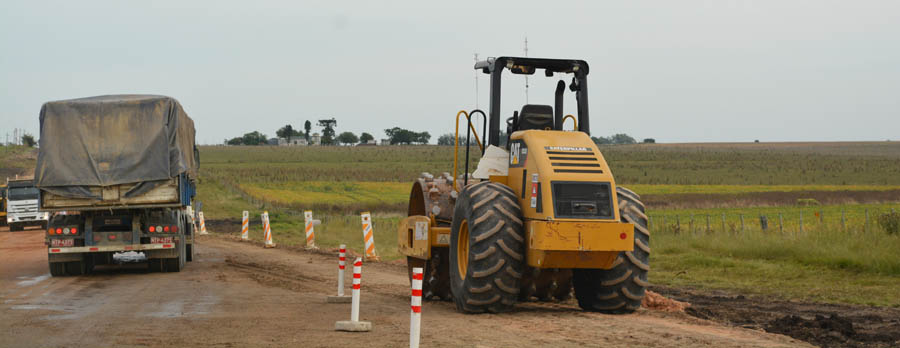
[{"xmin": 0, "ymin": 228, "xmax": 812, "ymax": 347}]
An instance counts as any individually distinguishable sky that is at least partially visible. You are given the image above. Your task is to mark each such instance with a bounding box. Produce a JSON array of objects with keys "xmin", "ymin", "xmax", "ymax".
[{"xmin": 1, "ymin": 1, "xmax": 898, "ymax": 144}]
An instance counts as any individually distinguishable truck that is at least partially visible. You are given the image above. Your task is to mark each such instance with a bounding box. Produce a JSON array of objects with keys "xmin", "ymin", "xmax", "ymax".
[
  {"xmin": 4, "ymin": 177, "xmax": 50, "ymax": 231},
  {"xmin": 0, "ymin": 183, "xmax": 5, "ymax": 226},
  {"xmin": 34, "ymin": 95, "xmax": 199, "ymax": 276}
]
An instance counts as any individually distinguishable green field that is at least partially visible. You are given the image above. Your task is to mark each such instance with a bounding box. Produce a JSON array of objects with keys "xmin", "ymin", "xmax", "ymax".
[{"xmin": 194, "ymin": 142, "xmax": 900, "ymax": 306}]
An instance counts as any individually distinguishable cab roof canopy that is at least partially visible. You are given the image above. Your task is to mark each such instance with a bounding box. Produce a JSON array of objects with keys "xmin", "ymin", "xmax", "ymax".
[{"xmin": 475, "ymin": 56, "xmax": 590, "ymax": 75}]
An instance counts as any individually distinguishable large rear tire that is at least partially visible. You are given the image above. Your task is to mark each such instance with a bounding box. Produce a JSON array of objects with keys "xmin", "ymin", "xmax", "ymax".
[
  {"xmin": 573, "ymin": 186, "xmax": 650, "ymax": 313},
  {"xmin": 449, "ymin": 181, "xmax": 526, "ymax": 313}
]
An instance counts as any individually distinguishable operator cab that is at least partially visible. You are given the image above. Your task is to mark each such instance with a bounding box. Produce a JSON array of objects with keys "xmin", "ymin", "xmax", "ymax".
[{"xmin": 473, "ymin": 57, "xmax": 591, "ymax": 150}]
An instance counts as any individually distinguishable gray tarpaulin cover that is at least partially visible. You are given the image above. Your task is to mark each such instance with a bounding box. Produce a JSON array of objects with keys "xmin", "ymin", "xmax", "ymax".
[{"xmin": 34, "ymin": 95, "xmax": 197, "ymax": 199}]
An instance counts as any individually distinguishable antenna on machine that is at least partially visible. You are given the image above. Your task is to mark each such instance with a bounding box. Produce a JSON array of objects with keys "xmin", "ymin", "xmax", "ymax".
[
  {"xmin": 524, "ymin": 36, "xmax": 529, "ymax": 104},
  {"xmin": 474, "ymin": 52, "xmax": 479, "ymax": 109}
]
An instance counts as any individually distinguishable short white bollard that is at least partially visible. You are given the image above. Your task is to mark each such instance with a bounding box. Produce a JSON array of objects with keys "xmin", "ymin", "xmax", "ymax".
[
  {"xmin": 262, "ymin": 211, "xmax": 276, "ymax": 248},
  {"xmin": 198, "ymin": 211, "xmax": 209, "ymax": 235},
  {"xmin": 335, "ymin": 257, "xmax": 372, "ymax": 332},
  {"xmin": 410, "ymin": 267, "xmax": 423, "ymax": 348},
  {"xmin": 326, "ymin": 244, "xmax": 352, "ymax": 303},
  {"xmin": 240, "ymin": 211, "xmax": 249, "ymax": 241},
  {"xmin": 304, "ymin": 210, "xmax": 317, "ymax": 249}
]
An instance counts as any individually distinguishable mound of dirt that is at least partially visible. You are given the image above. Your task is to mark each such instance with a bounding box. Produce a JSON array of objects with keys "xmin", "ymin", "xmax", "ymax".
[
  {"xmin": 654, "ymin": 286, "xmax": 900, "ymax": 348},
  {"xmin": 766, "ymin": 314, "xmax": 855, "ymax": 347},
  {"xmin": 642, "ymin": 290, "xmax": 690, "ymax": 312}
]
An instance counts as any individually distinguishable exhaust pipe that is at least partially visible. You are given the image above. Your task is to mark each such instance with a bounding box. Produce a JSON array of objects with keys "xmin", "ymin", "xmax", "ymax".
[{"xmin": 554, "ymin": 80, "xmax": 565, "ymax": 130}]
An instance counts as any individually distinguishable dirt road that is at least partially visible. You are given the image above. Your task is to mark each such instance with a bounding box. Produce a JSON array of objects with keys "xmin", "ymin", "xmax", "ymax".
[{"xmin": 1, "ymin": 228, "xmax": 810, "ymax": 348}]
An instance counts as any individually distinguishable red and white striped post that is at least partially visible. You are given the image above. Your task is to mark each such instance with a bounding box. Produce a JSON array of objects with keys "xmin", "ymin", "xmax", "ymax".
[
  {"xmin": 350, "ymin": 258, "xmax": 362, "ymax": 321},
  {"xmin": 326, "ymin": 244, "xmax": 351, "ymax": 303},
  {"xmin": 410, "ymin": 267, "xmax": 423, "ymax": 348},
  {"xmin": 335, "ymin": 257, "xmax": 372, "ymax": 332}
]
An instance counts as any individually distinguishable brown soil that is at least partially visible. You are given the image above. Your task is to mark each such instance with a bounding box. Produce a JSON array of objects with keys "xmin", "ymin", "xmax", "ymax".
[
  {"xmin": 644, "ymin": 190, "xmax": 900, "ymax": 210},
  {"xmin": 654, "ymin": 286, "xmax": 900, "ymax": 348},
  {"xmin": 1, "ymin": 228, "xmax": 813, "ymax": 347}
]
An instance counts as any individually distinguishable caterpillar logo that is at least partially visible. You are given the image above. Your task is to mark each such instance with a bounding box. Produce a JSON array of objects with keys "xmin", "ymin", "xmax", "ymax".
[{"xmin": 509, "ymin": 140, "xmax": 527, "ymax": 167}]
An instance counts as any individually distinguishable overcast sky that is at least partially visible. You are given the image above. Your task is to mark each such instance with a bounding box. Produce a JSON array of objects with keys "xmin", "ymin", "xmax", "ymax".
[{"xmin": 2, "ymin": 1, "xmax": 898, "ymax": 144}]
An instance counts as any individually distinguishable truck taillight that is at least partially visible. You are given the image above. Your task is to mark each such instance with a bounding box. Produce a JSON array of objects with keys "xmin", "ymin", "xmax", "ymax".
[
  {"xmin": 71, "ymin": 227, "xmax": 78, "ymax": 234},
  {"xmin": 171, "ymin": 225, "xmax": 178, "ymax": 233},
  {"xmin": 56, "ymin": 228, "xmax": 62, "ymax": 235},
  {"xmin": 63, "ymin": 228, "xmax": 70, "ymax": 235},
  {"xmin": 48, "ymin": 228, "xmax": 53, "ymax": 235},
  {"xmin": 149, "ymin": 226, "xmax": 155, "ymax": 233},
  {"xmin": 156, "ymin": 225, "xmax": 163, "ymax": 233},
  {"xmin": 164, "ymin": 226, "xmax": 170, "ymax": 232}
]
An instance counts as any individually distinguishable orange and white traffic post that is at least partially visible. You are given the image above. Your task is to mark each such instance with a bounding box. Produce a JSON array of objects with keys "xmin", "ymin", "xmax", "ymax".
[
  {"xmin": 304, "ymin": 210, "xmax": 316, "ymax": 249},
  {"xmin": 326, "ymin": 244, "xmax": 352, "ymax": 303},
  {"xmin": 198, "ymin": 211, "xmax": 209, "ymax": 235},
  {"xmin": 240, "ymin": 210, "xmax": 249, "ymax": 241},
  {"xmin": 360, "ymin": 212, "xmax": 379, "ymax": 261},
  {"xmin": 410, "ymin": 267, "xmax": 423, "ymax": 348},
  {"xmin": 262, "ymin": 211, "xmax": 276, "ymax": 248},
  {"xmin": 335, "ymin": 257, "xmax": 372, "ymax": 332}
]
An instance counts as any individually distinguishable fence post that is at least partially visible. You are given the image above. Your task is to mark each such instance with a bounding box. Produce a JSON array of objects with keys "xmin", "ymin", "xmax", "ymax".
[
  {"xmin": 706, "ymin": 214, "xmax": 710, "ymax": 233},
  {"xmin": 799, "ymin": 211, "xmax": 803, "ymax": 234},
  {"xmin": 841, "ymin": 208, "xmax": 846, "ymax": 231},
  {"xmin": 779, "ymin": 213, "xmax": 784, "ymax": 234},
  {"xmin": 740, "ymin": 214, "xmax": 745, "ymax": 232},
  {"xmin": 819, "ymin": 210, "xmax": 824, "ymax": 224},
  {"xmin": 689, "ymin": 214, "xmax": 694, "ymax": 235},
  {"xmin": 865, "ymin": 209, "xmax": 869, "ymax": 233},
  {"xmin": 721, "ymin": 213, "xmax": 726, "ymax": 233}
]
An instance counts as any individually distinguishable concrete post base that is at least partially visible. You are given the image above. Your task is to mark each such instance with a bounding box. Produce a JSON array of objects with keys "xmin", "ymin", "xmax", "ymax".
[
  {"xmin": 326, "ymin": 296, "xmax": 352, "ymax": 303},
  {"xmin": 335, "ymin": 320, "xmax": 372, "ymax": 332}
]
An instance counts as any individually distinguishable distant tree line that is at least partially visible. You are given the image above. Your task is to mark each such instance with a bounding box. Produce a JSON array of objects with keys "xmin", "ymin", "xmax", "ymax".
[
  {"xmin": 591, "ymin": 133, "xmax": 656, "ymax": 145},
  {"xmin": 225, "ymin": 118, "xmax": 379, "ymax": 146},
  {"xmin": 384, "ymin": 127, "xmax": 430, "ymax": 145}
]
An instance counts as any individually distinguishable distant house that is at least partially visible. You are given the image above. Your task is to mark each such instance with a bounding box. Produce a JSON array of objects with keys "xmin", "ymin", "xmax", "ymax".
[
  {"xmin": 272, "ymin": 138, "xmax": 308, "ymax": 146},
  {"xmin": 267, "ymin": 138, "xmax": 281, "ymax": 145},
  {"xmin": 310, "ymin": 133, "xmax": 322, "ymax": 146},
  {"xmin": 380, "ymin": 139, "xmax": 391, "ymax": 146}
]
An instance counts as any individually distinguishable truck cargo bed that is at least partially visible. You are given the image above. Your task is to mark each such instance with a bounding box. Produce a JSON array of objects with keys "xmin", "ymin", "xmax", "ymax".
[{"xmin": 41, "ymin": 177, "xmax": 186, "ymax": 211}]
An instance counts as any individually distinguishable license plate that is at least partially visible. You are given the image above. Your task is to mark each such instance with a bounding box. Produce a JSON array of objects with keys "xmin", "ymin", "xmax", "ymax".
[
  {"xmin": 150, "ymin": 236, "xmax": 174, "ymax": 244},
  {"xmin": 51, "ymin": 239, "xmax": 74, "ymax": 247}
]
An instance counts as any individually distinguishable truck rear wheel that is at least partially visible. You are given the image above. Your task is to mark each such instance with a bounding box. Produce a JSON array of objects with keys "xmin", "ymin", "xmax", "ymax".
[
  {"xmin": 573, "ymin": 186, "xmax": 650, "ymax": 313},
  {"xmin": 449, "ymin": 181, "xmax": 526, "ymax": 313},
  {"xmin": 164, "ymin": 235, "xmax": 186, "ymax": 272},
  {"xmin": 65, "ymin": 261, "xmax": 86, "ymax": 276},
  {"xmin": 148, "ymin": 259, "xmax": 164, "ymax": 273},
  {"xmin": 49, "ymin": 262, "xmax": 67, "ymax": 277}
]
